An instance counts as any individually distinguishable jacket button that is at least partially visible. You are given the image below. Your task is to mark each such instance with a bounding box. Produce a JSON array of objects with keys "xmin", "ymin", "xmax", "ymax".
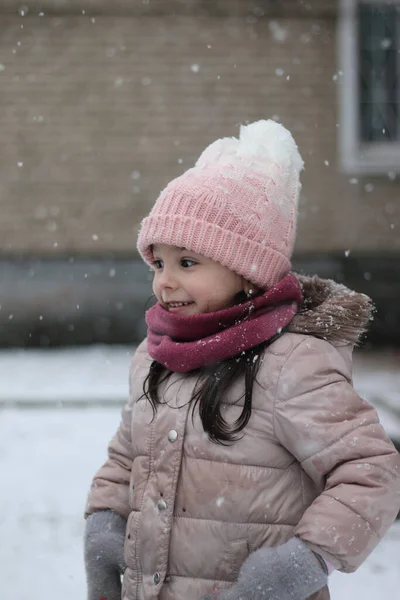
[
  {"xmin": 153, "ymin": 572, "xmax": 160, "ymax": 585},
  {"xmin": 157, "ymin": 499, "xmax": 167, "ymax": 511},
  {"xmin": 168, "ymin": 429, "xmax": 178, "ymax": 442}
]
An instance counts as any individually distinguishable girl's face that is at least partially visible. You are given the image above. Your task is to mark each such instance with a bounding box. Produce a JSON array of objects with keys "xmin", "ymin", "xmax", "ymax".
[{"xmin": 151, "ymin": 244, "xmax": 249, "ymax": 315}]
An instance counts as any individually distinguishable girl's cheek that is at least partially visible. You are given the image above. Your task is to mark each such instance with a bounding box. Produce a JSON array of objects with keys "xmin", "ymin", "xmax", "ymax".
[{"xmin": 152, "ymin": 280, "xmax": 159, "ymax": 299}]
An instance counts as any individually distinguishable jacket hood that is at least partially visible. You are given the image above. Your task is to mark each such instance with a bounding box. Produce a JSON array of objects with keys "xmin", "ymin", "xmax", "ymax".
[{"xmin": 289, "ymin": 275, "xmax": 374, "ymax": 346}]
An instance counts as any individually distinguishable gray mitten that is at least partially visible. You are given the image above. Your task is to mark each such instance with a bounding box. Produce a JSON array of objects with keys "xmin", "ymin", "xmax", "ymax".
[
  {"xmin": 202, "ymin": 537, "xmax": 328, "ymax": 600},
  {"xmin": 84, "ymin": 510, "xmax": 127, "ymax": 600}
]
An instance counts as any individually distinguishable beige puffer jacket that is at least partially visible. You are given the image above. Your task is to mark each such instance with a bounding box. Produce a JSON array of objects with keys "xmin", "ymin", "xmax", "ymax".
[{"xmin": 85, "ymin": 276, "xmax": 400, "ymax": 600}]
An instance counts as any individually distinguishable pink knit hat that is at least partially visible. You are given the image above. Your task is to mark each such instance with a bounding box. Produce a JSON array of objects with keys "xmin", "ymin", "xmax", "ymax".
[{"xmin": 137, "ymin": 119, "xmax": 304, "ymax": 289}]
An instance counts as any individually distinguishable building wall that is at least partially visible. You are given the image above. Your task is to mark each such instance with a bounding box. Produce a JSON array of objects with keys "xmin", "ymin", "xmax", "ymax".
[{"xmin": 0, "ymin": 0, "xmax": 398, "ymax": 257}]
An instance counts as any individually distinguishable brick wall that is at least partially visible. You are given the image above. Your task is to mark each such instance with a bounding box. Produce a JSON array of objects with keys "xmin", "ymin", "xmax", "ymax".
[
  {"xmin": 0, "ymin": 1, "xmax": 398, "ymax": 257},
  {"xmin": 0, "ymin": 1, "xmax": 338, "ymax": 18}
]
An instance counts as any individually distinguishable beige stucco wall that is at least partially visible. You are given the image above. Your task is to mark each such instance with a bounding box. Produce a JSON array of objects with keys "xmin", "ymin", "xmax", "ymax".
[{"xmin": 0, "ymin": 1, "xmax": 398, "ymax": 256}]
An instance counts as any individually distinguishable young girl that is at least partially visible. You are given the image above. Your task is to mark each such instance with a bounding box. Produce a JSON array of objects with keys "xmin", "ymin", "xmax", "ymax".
[{"xmin": 83, "ymin": 120, "xmax": 400, "ymax": 600}]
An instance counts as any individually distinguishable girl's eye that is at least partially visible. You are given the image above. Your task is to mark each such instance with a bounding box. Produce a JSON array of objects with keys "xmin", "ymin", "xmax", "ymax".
[
  {"xmin": 181, "ymin": 258, "xmax": 196, "ymax": 268},
  {"xmin": 152, "ymin": 259, "xmax": 163, "ymax": 270}
]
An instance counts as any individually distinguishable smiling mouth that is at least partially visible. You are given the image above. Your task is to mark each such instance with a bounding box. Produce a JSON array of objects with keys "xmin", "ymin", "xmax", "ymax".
[{"xmin": 167, "ymin": 301, "xmax": 194, "ymax": 309}]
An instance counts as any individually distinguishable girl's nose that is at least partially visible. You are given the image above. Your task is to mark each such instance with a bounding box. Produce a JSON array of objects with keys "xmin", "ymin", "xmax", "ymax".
[{"xmin": 158, "ymin": 267, "xmax": 178, "ymax": 290}]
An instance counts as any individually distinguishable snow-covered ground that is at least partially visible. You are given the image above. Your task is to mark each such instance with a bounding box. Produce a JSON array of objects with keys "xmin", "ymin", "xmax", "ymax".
[
  {"xmin": 1, "ymin": 345, "xmax": 399, "ymax": 599},
  {"xmin": 0, "ymin": 345, "xmax": 135, "ymax": 406}
]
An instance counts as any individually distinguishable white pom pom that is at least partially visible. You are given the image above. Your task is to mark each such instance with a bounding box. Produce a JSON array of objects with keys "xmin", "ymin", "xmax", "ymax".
[
  {"xmin": 194, "ymin": 119, "xmax": 304, "ymax": 180},
  {"xmin": 238, "ymin": 120, "xmax": 304, "ymax": 175}
]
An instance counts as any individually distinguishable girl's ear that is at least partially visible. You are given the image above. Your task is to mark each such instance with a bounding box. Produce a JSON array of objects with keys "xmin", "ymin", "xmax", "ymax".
[{"xmin": 242, "ymin": 279, "xmax": 260, "ymax": 297}]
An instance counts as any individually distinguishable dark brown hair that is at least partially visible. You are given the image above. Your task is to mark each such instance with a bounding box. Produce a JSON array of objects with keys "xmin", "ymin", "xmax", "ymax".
[{"xmin": 140, "ymin": 291, "xmax": 280, "ymax": 445}]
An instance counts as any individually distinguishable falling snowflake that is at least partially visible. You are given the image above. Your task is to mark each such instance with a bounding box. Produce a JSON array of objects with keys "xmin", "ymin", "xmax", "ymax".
[{"xmin": 268, "ymin": 21, "xmax": 288, "ymax": 43}]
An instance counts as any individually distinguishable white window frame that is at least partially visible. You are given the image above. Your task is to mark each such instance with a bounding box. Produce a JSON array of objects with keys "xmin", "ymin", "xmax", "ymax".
[{"xmin": 339, "ymin": 0, "xmax": 400, "ymax": 174}]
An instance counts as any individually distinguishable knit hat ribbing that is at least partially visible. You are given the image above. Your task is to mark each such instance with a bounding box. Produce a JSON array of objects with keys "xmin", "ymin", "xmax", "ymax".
[{"xmin": 137, "ymin": 119, "xmax": 304, "ymax": 289}]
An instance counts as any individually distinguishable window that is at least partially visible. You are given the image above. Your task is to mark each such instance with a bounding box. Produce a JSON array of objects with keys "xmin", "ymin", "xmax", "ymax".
[{"xmin": 339, "ymin": 0, "xmax": 400, "ymax": 173}]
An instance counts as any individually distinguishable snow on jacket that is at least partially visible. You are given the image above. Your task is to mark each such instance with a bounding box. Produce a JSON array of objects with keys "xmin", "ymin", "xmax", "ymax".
[{"xmin": 85, "ymin": 276, "xmax": 400, "ymax": 600}]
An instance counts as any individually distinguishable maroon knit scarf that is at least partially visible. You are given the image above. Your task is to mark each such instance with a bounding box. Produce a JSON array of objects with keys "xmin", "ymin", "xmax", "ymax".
[{"xmin": 146, "ymin": 273, "xmax": 302, "ymax": 373}]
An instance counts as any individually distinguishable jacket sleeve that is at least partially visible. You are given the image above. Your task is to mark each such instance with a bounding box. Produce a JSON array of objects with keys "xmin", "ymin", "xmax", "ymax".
[
  {"xmin": 273, "ymin": 336, "xmax": 400, "ymax": 573},
  {"xmin": 84, "ymin": 339, "xmax": 148, "ymax": 520}
]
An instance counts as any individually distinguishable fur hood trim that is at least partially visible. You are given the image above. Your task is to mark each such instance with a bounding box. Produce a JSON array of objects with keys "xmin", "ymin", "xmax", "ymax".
[{"xmin": 289, "ymin": 275, "xmax": 374, "ymax": 346}]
